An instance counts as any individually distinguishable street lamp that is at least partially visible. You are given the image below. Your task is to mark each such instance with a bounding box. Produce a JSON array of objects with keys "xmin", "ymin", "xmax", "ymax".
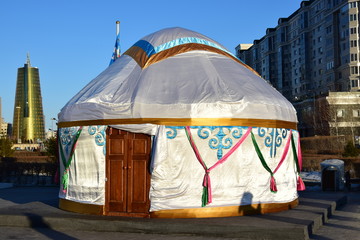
[{"xmin": 51, "ymin": 118, "xmax": 57, "ymax": 137}]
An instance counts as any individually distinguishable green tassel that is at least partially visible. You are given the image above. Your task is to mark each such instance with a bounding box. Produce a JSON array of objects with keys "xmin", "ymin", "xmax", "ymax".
[
  {"xmin": 62, "ymin": 170, "xmax": 69, "ymax": 192},
  {"xmin": 201, "ymin": 186, "xmax": 208, "ymax": 207}
]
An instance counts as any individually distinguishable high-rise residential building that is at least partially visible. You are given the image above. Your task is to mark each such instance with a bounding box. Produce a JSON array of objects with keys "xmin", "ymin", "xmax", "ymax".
[
  {"xmin": 12, "ymin": 54, "xmax": 45, "ymax": 143},
  {"xmin": 237, "ymin": 0, "xmax": 360, "ymax": 140}
]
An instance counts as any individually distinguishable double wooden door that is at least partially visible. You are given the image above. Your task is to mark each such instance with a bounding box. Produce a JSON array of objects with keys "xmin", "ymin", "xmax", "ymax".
[{"xmin": 105, "ymin": 127, "xmax": 151, "ymax": 217}]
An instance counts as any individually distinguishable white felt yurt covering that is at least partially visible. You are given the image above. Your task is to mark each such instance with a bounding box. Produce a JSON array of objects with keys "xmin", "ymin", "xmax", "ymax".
[{"xmin": 58, "ymin": 27, "xmax": 304, "ymax": 218}]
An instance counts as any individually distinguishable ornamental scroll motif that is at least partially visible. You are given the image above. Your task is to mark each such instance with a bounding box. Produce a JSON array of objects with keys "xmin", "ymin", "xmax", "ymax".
[
  {"xmin": 256, "ymin": 127, "xmax": 288, "ymax": 158},
  {"xmin": 166, "ymin": 126, "xmax": 246, "ymax": 160},
  {"xmin": 88, "ymin": 125, "xmax": 106, "ymax": 155},
  {"xmin": 59, "ymin": 127, "xmax": 82, "ymax": 156}
]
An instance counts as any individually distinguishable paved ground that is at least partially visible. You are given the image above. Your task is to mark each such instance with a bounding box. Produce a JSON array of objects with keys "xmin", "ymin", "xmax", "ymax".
[
  {"xmin": 0, "ymin": 185, "xmax": 358, "ymax": 240},
  {"xmin": 311, "ymin": 191, "xmax": 360, "ymax": 240},
  {"xmin": 0, "ymin": 226, "xmax": 245, "ymax": 240}
]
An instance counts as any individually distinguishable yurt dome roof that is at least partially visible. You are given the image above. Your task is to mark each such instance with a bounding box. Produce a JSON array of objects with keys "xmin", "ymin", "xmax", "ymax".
[{"xmin": 58, "ymin": 27, "xmax": 297, "ymax": 129}]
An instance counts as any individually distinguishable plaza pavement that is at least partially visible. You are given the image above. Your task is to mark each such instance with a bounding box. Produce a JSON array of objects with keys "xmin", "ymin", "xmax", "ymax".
[{"xmin": 0, "ymin": 184, "xmax": 358, "ymax": 240}]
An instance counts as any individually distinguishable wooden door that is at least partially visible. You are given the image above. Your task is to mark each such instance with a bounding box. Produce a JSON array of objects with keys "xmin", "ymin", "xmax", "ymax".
[{"xmin": 105, "ymin": 127, "xmax": 151, "ymax": 217}]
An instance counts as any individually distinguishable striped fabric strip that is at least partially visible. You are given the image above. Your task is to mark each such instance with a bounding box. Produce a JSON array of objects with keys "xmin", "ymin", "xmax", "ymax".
[
  {"xmin": 129, "ymin": 37, "xmax": 236, "ymax": 59},
  {"xmin": 59, "ymin": 126, "xmax": 83, "ymax": 193},
  {"xmin": 291, "ymin": 132, "xmax": 305, "ymax": 191},
  {"xmin": 123, "ymin": 37, "xmax": 259, "ymax": 73}
]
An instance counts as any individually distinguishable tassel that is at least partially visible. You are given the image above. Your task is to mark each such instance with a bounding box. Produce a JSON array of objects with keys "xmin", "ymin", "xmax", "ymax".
[
  {"xmin": 201, "ymin": 187, "xmax": 208, "ymax": 207},
  {"xmin": 62, "ymin": 169, "xmax": 69, "ymax": 193},
  {"xmin": 297, "ymin": 176, "xmax": 306, "ymax": 191},
  {"xmin": 270, "ymin": 175, "xmax": 278, "ymax": 193},
  {"xmin": 201, "ymin": 171, "xmax": 212, "ymax": 207}
]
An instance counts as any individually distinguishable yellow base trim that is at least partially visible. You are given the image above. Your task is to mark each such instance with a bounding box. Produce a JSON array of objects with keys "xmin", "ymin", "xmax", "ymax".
[
  {"xmin": 58, "ymin": 198, "xmax": 298, "ymax": 218},
  {"xmin": 59, "ymin": 198, "xmax": 104, "ymax": 215},
  {"xmin": 150, "ymin": 199, "xmax": 299, "ymax": 218},
  {"xmin": 58, "ymin": 118, "xmax": 297, "ymax": 129}
]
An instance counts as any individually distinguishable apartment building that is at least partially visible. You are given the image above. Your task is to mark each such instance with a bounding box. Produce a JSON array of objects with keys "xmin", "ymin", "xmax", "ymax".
[{"xmin": 237, "ymin": 0, "xmax": 360, "ymax": 139}]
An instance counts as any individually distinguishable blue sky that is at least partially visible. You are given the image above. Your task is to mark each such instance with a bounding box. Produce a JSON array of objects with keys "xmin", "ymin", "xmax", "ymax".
[{"xmin": 0, "ymin": 0, "xmax": 301, "ymax": 130}]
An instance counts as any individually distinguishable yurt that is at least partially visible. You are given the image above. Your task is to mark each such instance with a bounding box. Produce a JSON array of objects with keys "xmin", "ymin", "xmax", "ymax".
[{"xmin": 57, "ymin": 27, "xmax": 304, "ymax": 218}]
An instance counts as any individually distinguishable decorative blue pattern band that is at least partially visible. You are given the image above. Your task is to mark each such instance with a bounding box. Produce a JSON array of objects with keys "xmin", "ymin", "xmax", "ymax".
[
  {"xmin": 131, "ymin": 37, "xmax": 239, "ymax": 60},
  {"xmin": 59, "ymin": 127, "xmax": 82, "ymax": 156},
  {"xmin": 166, "ymin": 126, "xmax": 246, "ymax": 160},
  {"xmin": 132, "ymin": 40, "xmax": 156, "ymax": 57},
  {"xmin": 88, "ymin": 125, "xmax": 106, "ymax": 155},
  {"xmin": 256, "ymin": 127, "xmax": 288, "ymax": 158},
  {"xmin": 166, "ymin": 126, "xmax": 292, "ymax": 159}
]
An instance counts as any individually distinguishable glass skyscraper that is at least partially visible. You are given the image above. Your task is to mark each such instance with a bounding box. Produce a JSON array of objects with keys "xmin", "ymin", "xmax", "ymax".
[{"xmin": 12, "ymin": 55, "xmax": 45, "ymax": 143}]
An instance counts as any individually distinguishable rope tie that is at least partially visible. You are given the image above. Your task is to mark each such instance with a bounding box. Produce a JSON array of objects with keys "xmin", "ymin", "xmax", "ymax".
[
  {"xmin": 185, "ymin": 126, "xmax": 252, "ymax": 207},
  {"xmin": 291, "ymin": 133, "xmax": 305, "ymax": 191},
  {"xmin": 251, "ymin": 130, "xmax": 292, "ymax": 193}
]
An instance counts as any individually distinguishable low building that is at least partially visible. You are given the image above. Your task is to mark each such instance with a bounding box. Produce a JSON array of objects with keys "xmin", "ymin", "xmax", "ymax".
[
  {"xmin": 0, "ymin": 120, "xmax": 9, "ymax": 138},
  {"xmin": 295, "ymin": 92, "xmax": 360, "ymax": 145}
]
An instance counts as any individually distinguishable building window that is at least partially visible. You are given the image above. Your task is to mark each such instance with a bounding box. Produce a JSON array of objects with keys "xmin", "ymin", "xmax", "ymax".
[
  {"xmin": 337, "ymin": 109, "xmax": 345, "ymax": 117},
  {"xmin": 341, "ymin": 29, "xmax": 349, "ymax": 38},
  {"xmin": 351, "ymin": 66, "xmax": 359, "ymax": 74},
  {"xmin": 351, "ymin": 27, "xmax": 357, "ymax": 34},
  {"xmin": 351, "ymin": 53, "xmax": 358, "ymax": 61},
  {"xmin": 326, "ymin": 25, "xmax": 333, "ymax": 34},
  {"xmin": 351, "ymin": 40, "xmax": 358, "ymax": 47},
  {"xmin": 350, "ymin": 14, "xmax": 357, "ymax": 21},
  {"xmin": 326, "ymin": 61, "xmax": 334, "ymax": 70},
  {"xmin": 350, "ymin": 2, "xmax": 357, "ymax": 8},
  {"xmin": 353, "ymin": 109, "xmax": 360, "ymax": 117},
  {"xmin": 352, "ymin": 79, "xmax": 359, "ymax": 87}
]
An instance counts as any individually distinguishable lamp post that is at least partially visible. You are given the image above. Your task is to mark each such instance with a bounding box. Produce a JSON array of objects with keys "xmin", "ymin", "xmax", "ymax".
[
  {"xmin": 16, "ymin": 106, "xmax": 21, "ymax": 143},
  {"xmin": 51, "ymin": 118, "xmax": 57, "ymax": 138}
]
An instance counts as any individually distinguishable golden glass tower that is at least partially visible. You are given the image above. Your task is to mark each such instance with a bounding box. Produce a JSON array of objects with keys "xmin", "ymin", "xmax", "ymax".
[{"xmin": 12, "ymin": 54, "xmax": 45, "ymax": 143}]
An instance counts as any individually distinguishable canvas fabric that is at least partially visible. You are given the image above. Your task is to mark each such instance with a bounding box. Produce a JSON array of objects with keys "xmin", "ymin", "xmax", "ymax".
[
  {"xmin": 149, "ymin": 126, "xmax": 299, "ymax": 211},
  {"xmin": 58, "ymin": 126, "xmax": 106, "ymax": 205},
  {"xmin": 58, "ymin": 28, "xmax": 296, "ymax": 124},
  {"xmin": 58, "ymin": 125, "xmax": 299, "ymax": 210}
]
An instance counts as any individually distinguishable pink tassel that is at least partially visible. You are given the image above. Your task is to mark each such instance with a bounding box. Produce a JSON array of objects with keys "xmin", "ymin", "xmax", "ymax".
[
  {"xmin": 297, "ymin": 176, "xmax": 306, "ymax": 191},
  {"xmin": 270, "ymin": 175, "xmax": 278, "ymax": 193}
]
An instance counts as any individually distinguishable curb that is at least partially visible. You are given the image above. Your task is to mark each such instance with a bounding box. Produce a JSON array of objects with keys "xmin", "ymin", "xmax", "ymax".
[{"xmin": 0, "ymin": 193, "xmax": 348, "ymax": 240}]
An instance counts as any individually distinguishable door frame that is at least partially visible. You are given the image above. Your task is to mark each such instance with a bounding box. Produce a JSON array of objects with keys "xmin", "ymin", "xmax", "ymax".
[{"xmin": 104, "ymin": 127, "xmax": 151, "ymax": 217}]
